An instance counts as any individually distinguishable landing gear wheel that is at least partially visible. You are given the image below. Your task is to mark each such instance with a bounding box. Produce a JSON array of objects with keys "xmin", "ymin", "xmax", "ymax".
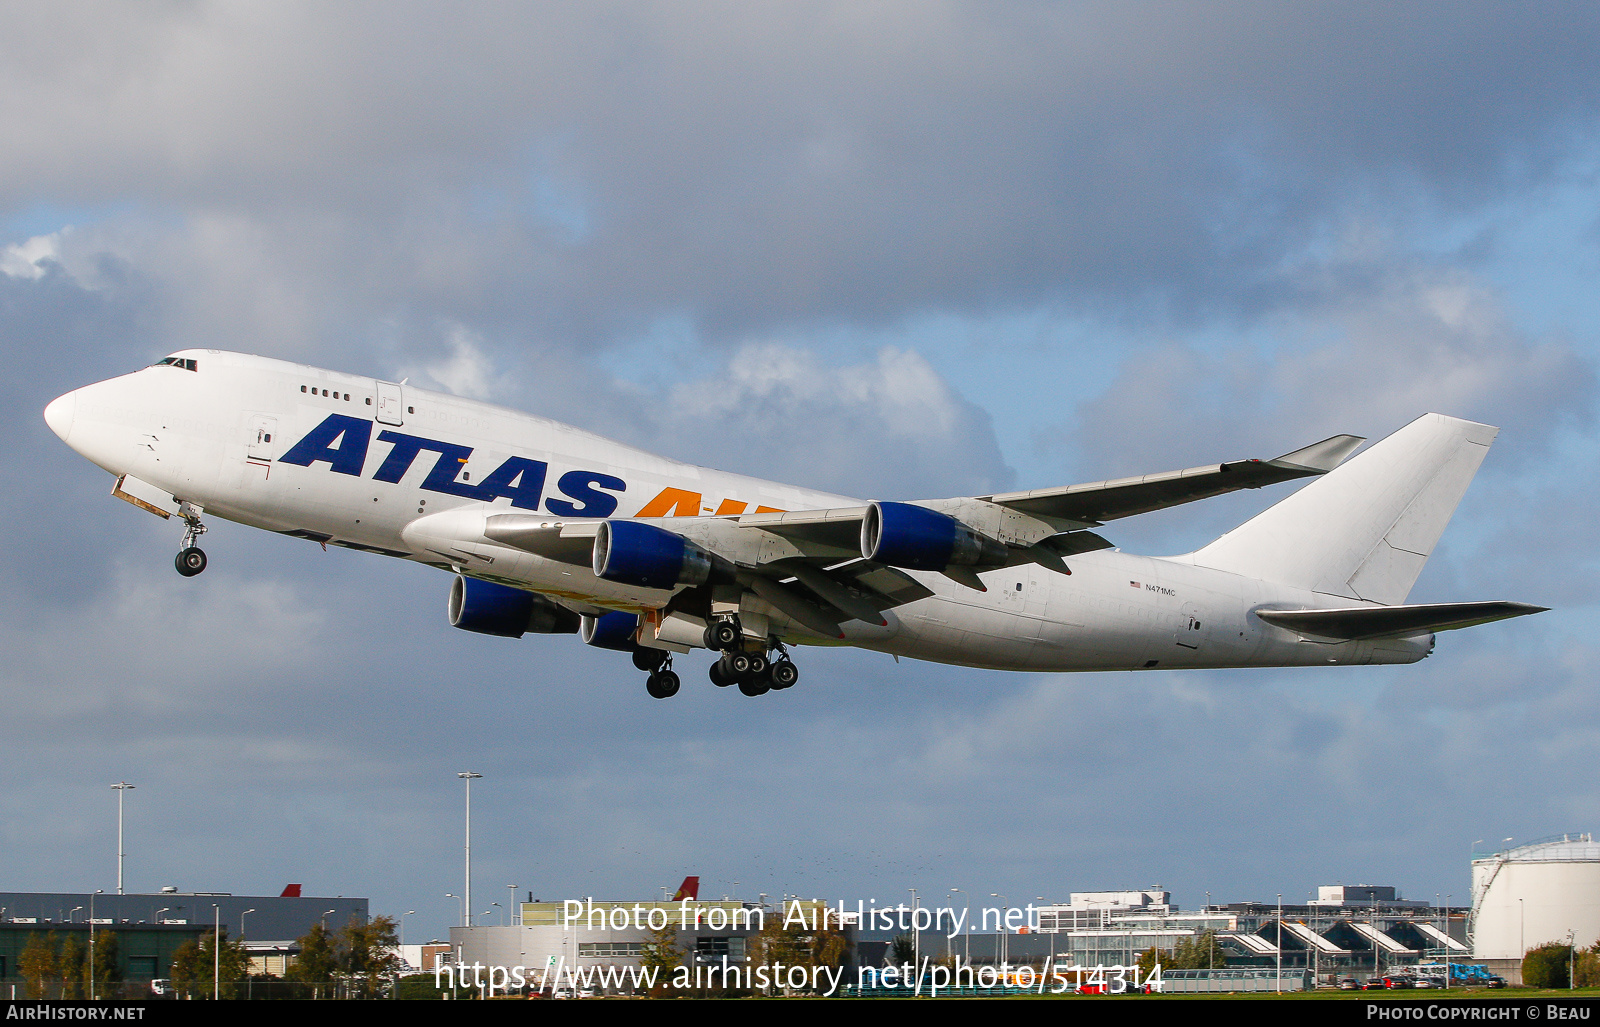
[
  {"xmin": 745, "ymin": 653, "xmax": 769, "ymax": 677},
  {"xmin": 709, "ymin": 660, "xmax": 734, "ymax": 687},
  {"xmin": 737, "ymin": 671, "xmax": 771, "ymax": 697},
  {"xmin": 632, "ymin": 647, "xmax": 668, "ymax": 672},
  {"xmin": 728, "ymin": 651, "xmax": 755, "ymax": 677},
  {"xmin": 646, "ymin": 670, "xmax": 680, "ymax": 699},
  {"xmin": 704, "ymin": 619, "xmax": 741, "ymax": 651},
  {"xmin": 175, "ymin": 547, "xmax": 207, "ymax": 577},
  {"xmin": 770, "ymin": 660, "xmax": 799, "ymax": 690}
]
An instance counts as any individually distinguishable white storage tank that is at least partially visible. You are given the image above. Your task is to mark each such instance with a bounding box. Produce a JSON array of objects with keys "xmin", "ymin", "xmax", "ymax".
[{"xmin": 1470, "ymin": 833, "xmax": 1600, "ymax": 960}]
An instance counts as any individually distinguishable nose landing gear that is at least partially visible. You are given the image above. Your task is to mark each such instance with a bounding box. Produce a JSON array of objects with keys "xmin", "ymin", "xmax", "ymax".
[{"xmin": 174, "ymin": 502, "xmax": 208, "ymax": 577}]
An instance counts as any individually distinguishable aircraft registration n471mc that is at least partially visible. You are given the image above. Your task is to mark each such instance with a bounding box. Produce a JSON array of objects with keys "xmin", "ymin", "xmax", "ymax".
[{"xmin": 44, "ymin": 350, "xmax": 1545, "ymax": 699}]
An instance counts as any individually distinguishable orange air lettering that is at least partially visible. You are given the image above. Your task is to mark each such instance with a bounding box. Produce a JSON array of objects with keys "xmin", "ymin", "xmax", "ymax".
[{"xmin": 633, "ymin": 487, "xmax": 703, "ymax": 517}]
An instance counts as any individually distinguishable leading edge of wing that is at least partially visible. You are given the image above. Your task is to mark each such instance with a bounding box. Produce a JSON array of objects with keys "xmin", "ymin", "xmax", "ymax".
[
  {"xmin": 977, "ymin": 433, "xmax": 1366, "ymax": 525},
  {"xmin": 1255, "ymin": 601, "xmax": 1548, "ymax": 641}
]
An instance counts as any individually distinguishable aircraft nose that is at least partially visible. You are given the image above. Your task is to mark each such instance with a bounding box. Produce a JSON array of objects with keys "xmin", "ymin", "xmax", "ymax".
[{"xmin": 43, "ymin": 389, "xmax": 76, "ymax": 443}]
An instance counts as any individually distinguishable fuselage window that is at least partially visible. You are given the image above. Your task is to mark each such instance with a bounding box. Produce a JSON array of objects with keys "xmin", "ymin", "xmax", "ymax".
[{"xmin": 301, "ymin": 385, "xmax": 307, "ymax": 393}]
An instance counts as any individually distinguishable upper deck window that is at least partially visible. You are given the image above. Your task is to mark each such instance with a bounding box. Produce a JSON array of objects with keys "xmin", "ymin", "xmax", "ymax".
[{"xmin": 153, "ymin": 356, "xmax": 198, "ymax": 371}]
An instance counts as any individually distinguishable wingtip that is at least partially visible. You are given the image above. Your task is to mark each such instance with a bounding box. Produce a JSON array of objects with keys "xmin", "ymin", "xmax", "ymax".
[{"xmin": 1271, "ymin": 433, "xmax": 1367, "ymax": 474}]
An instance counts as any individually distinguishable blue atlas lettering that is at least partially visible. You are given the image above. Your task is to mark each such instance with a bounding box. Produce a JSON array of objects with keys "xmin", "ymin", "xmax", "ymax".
[
  {"xmin": 278, "ymin": 414, "xmax": 373, "ymax": 476},
  {"xmin": 546, "ymin": 470, "xmax": 625, "ymax": 517},
  {"xmin": 476, "ymin": 456, "xmax": 549, "ymax": 510},
  {"xmin": 372, "ymin": 431, "xmax": 489, "ymax": 500}
]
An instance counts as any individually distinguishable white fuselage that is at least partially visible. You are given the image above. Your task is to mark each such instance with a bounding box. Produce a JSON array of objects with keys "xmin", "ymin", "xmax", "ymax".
[{"xmin": 45, "ymin": 350, "xmax": 1431, "ymax": 672}]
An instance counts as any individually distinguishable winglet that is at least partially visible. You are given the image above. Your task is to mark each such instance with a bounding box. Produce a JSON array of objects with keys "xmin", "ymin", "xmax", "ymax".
[{"xmin": 1267, "ymin": 434, "xmax": 1365, "ymax": 474}]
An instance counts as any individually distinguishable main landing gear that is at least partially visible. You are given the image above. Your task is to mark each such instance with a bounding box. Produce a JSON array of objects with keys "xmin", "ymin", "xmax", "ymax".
[
  {"xmin": 174, "ymin": 502, "xmax": 208, "ymax": 577},
  {"xmin": 632, "ymin": 616, "xmax": 804, "ymax": 700},
  {"xmin": 703, "ymin": 617, "xmax": 799, "ymax": 697}
]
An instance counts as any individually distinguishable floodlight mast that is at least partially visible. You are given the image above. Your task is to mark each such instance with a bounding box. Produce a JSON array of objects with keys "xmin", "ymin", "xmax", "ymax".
[
  {"xmin": 458, "ymin": 772, "xmax": 482, "ymax": 927},
  {"xmin": 111, "ymin": 782, "xmax": 135, "ymax": 894}
]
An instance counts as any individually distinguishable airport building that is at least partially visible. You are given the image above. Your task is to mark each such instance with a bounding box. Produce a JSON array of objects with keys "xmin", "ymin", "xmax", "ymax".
[
  {"xmin": 0, "ymin": 889, "xmax": 368, "ymax": 994},
  {"xmin": 447, "ymin": 893, "xmax": 846, "ymax": 994},
  {"xmin": 1027, "ymin": 887, "xmax": 1466, "ymax": 981}
]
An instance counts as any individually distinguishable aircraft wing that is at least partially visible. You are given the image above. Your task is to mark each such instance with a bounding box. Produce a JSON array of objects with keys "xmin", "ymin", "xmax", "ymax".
[
  {"xmin": 478, "ymin": 431, "xmax": 1364, "ymax": 632},
  {"xmin": 482, "ymin": 511, "xmax": 930, "ymax": 636},
  {"xmin": 976, "ymin": 433, "xmax": 1366, "ymax": 526}
]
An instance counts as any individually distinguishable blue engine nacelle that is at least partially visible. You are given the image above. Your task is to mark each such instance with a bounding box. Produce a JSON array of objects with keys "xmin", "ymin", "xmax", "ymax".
[
  {"xmin": 580, "ymin": 610, "xmax": 641, "ymax": 652},
  {"xmin": 592, "ymin": 519, "xmax": 719, "ymax": 590},
  {"xmin": 860, "ymin": 501, "xmax": 1009, "ymax": 571},
  {"xmin": 448, "ymin": 576, "xmax": 580, "ymax": 637}
]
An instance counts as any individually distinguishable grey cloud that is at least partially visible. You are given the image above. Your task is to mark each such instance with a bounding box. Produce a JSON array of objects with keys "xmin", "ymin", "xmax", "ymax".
[{"xmin": 6, "ymin": 3, "xmax": 1600, "ymax": 345}]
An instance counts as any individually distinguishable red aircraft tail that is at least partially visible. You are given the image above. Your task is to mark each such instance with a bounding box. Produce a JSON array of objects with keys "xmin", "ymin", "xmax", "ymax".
[
  {"xmin": 280, "ymin": 884, "xmax": 302, "ymax": 898},
  {"xmin": 671, "ymin": 876, "xmax": 699, "ymax": 901}
]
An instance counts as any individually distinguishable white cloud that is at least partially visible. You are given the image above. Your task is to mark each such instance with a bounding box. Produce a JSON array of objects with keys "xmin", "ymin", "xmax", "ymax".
[
  {"xmin": 416, "ymin": 325, "xmax": 495, "ymax": 399},
  {"xmin": 639, "ymin": 341, "xmax": 1009, "ymax": 498},
  {"xmin": 1, "ymin": 231, "xmax": 62, "ymax": 279}
]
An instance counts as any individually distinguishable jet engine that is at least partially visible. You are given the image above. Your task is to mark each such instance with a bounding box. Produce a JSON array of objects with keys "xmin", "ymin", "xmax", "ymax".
[
  {"xmin": 592, "ymin": 519, "xmax": 723, "ymax": 589},
  {"xmin": 580, "ymin": 610, "xmax": 641, "ymax": 652},
  {"xmin": 448, "ymin": 575, "xmax": 580, "ymax": 637},
  {"xmin": 860, "ymin": 501, "xmax": 1009, "ymax": 571}
]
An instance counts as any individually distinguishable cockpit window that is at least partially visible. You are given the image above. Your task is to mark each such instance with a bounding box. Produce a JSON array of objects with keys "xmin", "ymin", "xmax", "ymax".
[{"xmin": 153, "ymin": 356, "xmax": 198, "ymax": 371}]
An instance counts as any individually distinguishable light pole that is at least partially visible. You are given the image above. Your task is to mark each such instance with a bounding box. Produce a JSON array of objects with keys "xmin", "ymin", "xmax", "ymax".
[
  {"xmin": 507, "ymin": 885, "xmax": 518, "ymax": 927},
  {"xmin": 88, "ymin": 890, "xmax": 103, "ymax": 999},
  {"xmin": 948, "ymin": 888, "xmax": 964, "ymax": 963},
  {"xmin": 401, "ymin": 910, "xmax": 416, "ymax": 946},
  {"xmin": 909, "ymin": 889, "xmax": 919, "ymax": 973},
  {"xmin": 458, "ymin": 772, "xmax": 482, "ymax": 927},
  {"xmin": 1276, "ymin": 894, "xmax": 1282, "ymax": 994},
  {"xmin": 991, "ymin": 893, "xmax": 1008, "ymax": 968},
  {"xmin": 111, "ymin": 782, "xmax": 134, "ymax": 894},
  {"xmin": 213, "ymin": 904, "xmax": 221, "ymax": 1002},
  {"xmin": 242, "ymin": 908, "xmax": 256, "ymax": 1001},
  {"xmin": 446, "ymin": 894, "xmax": 464, "ymax": 931}
]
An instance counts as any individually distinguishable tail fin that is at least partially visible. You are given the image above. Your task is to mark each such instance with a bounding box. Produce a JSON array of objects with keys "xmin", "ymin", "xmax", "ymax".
[
  {"xmin": 280, "ymin": 883, "xmax": 302, "ymax": 898},
  {"xmin": 671, "ymin": 876, "xmax": 699, "ymax": 901},
  {"xmin": 1192, "ymin": 413, "xmax": 1497, "ymax": 605}
]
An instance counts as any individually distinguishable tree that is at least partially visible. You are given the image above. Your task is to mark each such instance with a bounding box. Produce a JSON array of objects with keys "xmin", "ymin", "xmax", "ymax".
[
  {"xmin": 1574, "ymin": 943, "xmax": 1600, "ymax": 989},
  {"xmin": 748, "ymin": 903, "xmax": 851, "ymax": 995},
  {"xmin": 287, "ymin": 922, "xmax": 338, "ymax": 999},
  {"xmin": 336, "ymin": 915, "xmax": 404, "ymax": 999},
  {"xmin": 170, "ymin": 927, "xmax": 249, "ymax": 999},
  {"xmin": 58, "ymin": 934, "xmax": 84, "ymax": 1000},
  {"xmin": 1168, "ymin": 931, "xmax": 1226, "ymax": 971},
  {"xmin": 18, "ymin": 933, "xmax": 59, "ymax": 1000},
  {"xmin": 1523, "ymin": 942, "xmax": 1572, "ymax": 989},
  {"xmin": 639, "ymin": 917, "xmax": 684, "ymax": 997},
  {"xmin": 87, "ymin": 929, "xmax": 123, "ymax": 999}
]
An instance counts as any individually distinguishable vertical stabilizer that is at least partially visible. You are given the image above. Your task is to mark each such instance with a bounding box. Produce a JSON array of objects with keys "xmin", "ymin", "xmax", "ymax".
[{"xmin": 1192, "ymin": 413, "xmax": 1496, "ymax": 605}]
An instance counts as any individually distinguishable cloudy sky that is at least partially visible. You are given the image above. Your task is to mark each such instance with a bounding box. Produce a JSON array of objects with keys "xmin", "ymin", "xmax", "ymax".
[{"xmin": 4, "ymin": 1, "xmax": 1598, "ymax": 939}]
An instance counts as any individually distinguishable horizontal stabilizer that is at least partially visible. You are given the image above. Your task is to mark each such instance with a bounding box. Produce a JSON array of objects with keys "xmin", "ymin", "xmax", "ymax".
[{"xmin": 1255, "ymin": 601, "xmax": 1547, "ymax": 641}]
